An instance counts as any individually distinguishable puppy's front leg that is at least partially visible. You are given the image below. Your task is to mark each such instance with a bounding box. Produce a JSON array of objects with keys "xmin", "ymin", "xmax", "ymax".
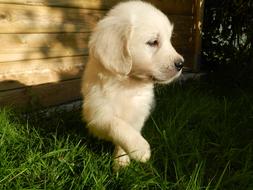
[{"xmin": 108, "ymin": 117, "xmax": 151, "ymax": 163}]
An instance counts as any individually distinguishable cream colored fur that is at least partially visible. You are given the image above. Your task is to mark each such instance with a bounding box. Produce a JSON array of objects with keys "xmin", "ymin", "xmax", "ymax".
[{"xmin": 81, "ymin": 1, "xmax": 184, "ymax": 170}]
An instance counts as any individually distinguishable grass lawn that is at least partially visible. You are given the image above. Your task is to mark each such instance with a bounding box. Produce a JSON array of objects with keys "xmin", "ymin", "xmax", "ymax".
[{"xmin": 0, "ymin": 78, "xmax": 252, "ymax": 189}]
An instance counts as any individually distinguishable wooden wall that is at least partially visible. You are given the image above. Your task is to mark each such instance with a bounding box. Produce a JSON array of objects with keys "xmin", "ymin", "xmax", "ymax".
[{"xmin": 0, "ymin": 0, "xmax": 203, "ymax": 108}]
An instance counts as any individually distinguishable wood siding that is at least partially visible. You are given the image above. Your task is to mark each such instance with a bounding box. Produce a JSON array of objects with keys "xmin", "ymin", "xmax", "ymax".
[{"xmin": 0, "ymin": 0, "xmax": 203, "ymax": 108}]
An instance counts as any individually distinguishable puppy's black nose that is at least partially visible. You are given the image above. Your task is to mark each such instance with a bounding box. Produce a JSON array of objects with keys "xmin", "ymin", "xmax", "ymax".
[{"xmin": 174, "ymin": 59, "xmax": 184, "ymax": 71}]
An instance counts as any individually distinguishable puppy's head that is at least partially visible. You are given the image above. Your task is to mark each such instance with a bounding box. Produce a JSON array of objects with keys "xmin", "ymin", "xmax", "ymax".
[{"xmin": 89, "ymin": 1, "xmax": 184, "ymax": 83}]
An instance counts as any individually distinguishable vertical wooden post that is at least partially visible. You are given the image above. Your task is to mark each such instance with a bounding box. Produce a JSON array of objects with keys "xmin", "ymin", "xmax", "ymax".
[{"xmin": 193, "ymin": 0, "xmax": 205, "ymax": 72}]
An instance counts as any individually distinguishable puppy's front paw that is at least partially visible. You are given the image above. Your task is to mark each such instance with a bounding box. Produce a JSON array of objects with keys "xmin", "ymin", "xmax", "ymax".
[
  {"xmin": 113, "ymin": 146, "xmax": 131, "ymax": 171},
  {"xmin": 128, "ymin": 138, "xmax": 151, "ymax": 163},
  {"xmin": 113, "ymin": 154, "xmax": 131, "ymax": 171}
]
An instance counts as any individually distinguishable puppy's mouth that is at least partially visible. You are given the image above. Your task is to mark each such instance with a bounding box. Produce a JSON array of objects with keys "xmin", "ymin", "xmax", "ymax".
[
  {"xmin": 151, "ymin": 69, "xmax": 182, "ymax": 84},
  {"xmin": 129, "ymin": 69, "xmax": 182, "ymax": 84}
]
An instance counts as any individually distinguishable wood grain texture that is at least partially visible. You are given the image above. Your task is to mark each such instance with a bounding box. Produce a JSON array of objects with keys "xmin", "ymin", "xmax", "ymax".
[
  {"xmin": 0, "ymin": 4, "xmax": 193, "ymax": 33},
  {"xmin": 0, "ymin": 4, "xmax": 103, "ymax": 33},
  {"xmin": 0, "ymin": 0, "xmax": 193, "ymax": 15},
  {"xmin": 0, "ymin": 56, "xmax": 86, "ymax": 90},
  {"xmin": 0, "ymin": 31, "xmax": 192, "ymax": 62},
  {"xmin": 0, "ymin": 78, "xmax": 82, "ymax": 108},
  {"xmin": 0, "ymin": 33, "xmax": 89, "ymax": 62}
]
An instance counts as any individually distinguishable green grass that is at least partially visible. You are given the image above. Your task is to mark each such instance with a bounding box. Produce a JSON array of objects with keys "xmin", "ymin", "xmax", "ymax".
[{"xmin": 0, "ymin": 80, "xmax": 252, "ymax": 189}]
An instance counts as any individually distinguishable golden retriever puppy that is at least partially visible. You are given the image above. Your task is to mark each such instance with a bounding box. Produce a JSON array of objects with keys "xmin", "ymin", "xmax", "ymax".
[{"xmin": 81, "ymin": 1, "xmax": 184, "ymax": 170}]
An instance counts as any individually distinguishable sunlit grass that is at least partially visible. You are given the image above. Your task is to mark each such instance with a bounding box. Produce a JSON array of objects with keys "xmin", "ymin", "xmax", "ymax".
[{"xmin": 0, "ymin": 80, "xmax": 252, "ymax": 189}]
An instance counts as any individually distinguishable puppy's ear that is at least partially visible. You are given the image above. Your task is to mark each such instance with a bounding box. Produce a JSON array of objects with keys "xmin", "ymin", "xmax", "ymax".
[{"xmin": 89, "ymin": 17, "xmax": 132, "ymax": 75}]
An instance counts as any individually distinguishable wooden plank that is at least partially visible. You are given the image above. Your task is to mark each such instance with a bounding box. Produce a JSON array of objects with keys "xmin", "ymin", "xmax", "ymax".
[
  {"xmin": 0, "ymin": 45, "xmax": 193, "ymax": 90},
  {"xmin": 0, "ymin": 33, "xmax": 89, "ymax": 62},
  {"xmin": 0, "ymin": 4, "xmax": 103, "ymax": 33},
  {"xmin": 0, "ymin": 30, "xmax": 192, "ymax": 62},
  {"xmin": 0, "ymin": 0, "xmax": 193, "ymax": 15},
  {"xmin": 0, "ymin": 78, "xmax": 82, "ymax": 108},
  {"xmin": 0, "ymin": 48, "xmax": 193, "ymax": 90},
  {"xmin": 0, "ymin": 56, "xmax": 87, "ymax": 90},
  {"xmin": 0, "ymin": 49, "xmax": 193, "ymax": 92},
  {"xmin": 0, "ymin": 4, "xmax": 193, "ymax": 33}
]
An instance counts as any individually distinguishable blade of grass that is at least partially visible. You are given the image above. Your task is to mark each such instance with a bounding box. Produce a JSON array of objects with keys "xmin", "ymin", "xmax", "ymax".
[{"xmin": 214, "ymin": 161, "xmax": 230, "ymax": 190}]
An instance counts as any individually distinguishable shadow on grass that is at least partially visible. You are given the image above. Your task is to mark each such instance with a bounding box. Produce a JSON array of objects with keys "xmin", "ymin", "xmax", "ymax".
[{"xmin": 19, "ymin": 108, "xmax": 114, "ymax": 158}]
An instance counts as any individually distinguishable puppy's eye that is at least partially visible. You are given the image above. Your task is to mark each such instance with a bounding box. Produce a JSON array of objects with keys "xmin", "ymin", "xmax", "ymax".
[{"xmin": 146, "ymin": 39, "xmax": 159, "ymax": 47}]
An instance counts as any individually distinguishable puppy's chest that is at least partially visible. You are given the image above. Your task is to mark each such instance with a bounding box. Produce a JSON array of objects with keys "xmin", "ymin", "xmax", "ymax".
[
  {"xmin": 124, "ymin": 92, "xmax": 151, "ymax": 107},
  {"xmin": 112, "ymin": 86, "xmax": 154, "ymax": 121}
]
